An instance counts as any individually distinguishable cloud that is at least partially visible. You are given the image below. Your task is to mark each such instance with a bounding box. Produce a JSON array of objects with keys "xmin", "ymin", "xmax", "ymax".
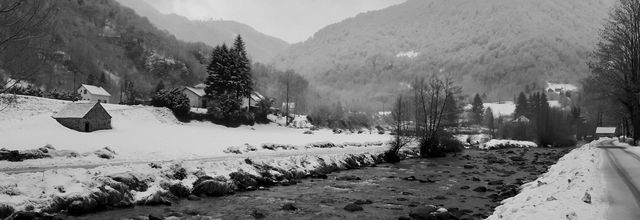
[{"xmin": 143, "ymin": 0, "xmax": 405, "ymax": 43}]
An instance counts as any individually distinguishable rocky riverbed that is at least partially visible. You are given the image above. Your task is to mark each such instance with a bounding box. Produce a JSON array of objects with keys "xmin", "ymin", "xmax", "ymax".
[{"xmin": 66, "ymin": 147, "xmax": 572, "ymax": 220}]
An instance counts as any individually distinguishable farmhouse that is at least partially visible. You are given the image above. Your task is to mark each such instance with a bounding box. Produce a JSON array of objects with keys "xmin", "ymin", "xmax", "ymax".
[
  {"xmin": 182, "ymin": 83, "xmax": 207, "ymax": 108},
  {"xmin": 78, "ymin": 84, "xmax": 111, "ymax": 103},
  {"xmin": 595, "ymin": 127, "xmax": 616, "ymax": 138},
  {"xmin": 242, "ymin": 91, "xmax": 266, "ymax": 109},
  {"xmin": 52, "ymin": 102, "xmax": 112, "ymax": 132}
]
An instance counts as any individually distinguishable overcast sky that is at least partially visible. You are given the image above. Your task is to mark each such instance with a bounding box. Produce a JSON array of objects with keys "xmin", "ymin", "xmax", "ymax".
[{"xmin": 144, "ymin": 0, "xmax": 406, "ymax": 43}]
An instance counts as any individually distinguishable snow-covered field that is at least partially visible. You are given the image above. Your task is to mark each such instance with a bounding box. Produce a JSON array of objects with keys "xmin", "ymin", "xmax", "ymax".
[
  {"xmin": 487, "ymin": 140, "xmax": 606, "ymax": 220},
  {"xmin": 465, "ymin": 101, "xmax": 563, "ymax": 118},
  {"xmin": 0, "ymin": 95, "xmax": 395, "ymax": 212},
  {"xmin": 0, "ymin": 95, "xmax": 390, "ymax": 165}
]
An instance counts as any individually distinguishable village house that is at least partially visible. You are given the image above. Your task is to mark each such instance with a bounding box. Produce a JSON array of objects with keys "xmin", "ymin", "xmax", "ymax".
[
  {"xmin": 182, "ymin": 83, "xmax": 207, "ymax": 108},
  {"xmin": 595, "ymin": 127, "xmax": 616, "ymax": 138},
  {"xmin": 52, "ymin": 102, "xmax": 112, "ymax": 132},
  {"xmin": 242, "ymin": 91, "xmax": 266, "ymax": 109},
  {"xmin": 78, "ymin": 84, "xmax": 111, "ymax": 103},
  {"xmin": 182, "ymin": 84, "xmax": 266, "ymax": 110}
]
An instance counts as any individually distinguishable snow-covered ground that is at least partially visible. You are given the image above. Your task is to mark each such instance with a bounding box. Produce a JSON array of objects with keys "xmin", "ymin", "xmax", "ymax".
[
  {"xmin": 546, "ymin": 82, "xmax": 578, "ymax": 93},
  {"xmin": 0, "ymin": 95, "xmax": 395, "ymax": 212},
  {"xmin": 0, "ymin": 95, "xmax": 391, "ymax": 166},
  {"xmin": 487, "ymin": 140, "xmax": 606, "ymax": 220},
  {"xmin": 464, "ymin": 100, "xmax": 564, "ymax": 117},
  {"xmin": 480, "ymin": 139, "xmax": 537, "ymax": 150}
]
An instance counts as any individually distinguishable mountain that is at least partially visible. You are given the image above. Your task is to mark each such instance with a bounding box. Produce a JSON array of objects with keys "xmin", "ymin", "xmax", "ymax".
[
  {"xmin": 115, "ymin": 0, "xmax": 289, "ymax": 63},
  {"xmin": 0, "ymin": 0, "xmax": 211, "ymax": 102},
  {"xmin": 273, "ymin": 0, "xmax": 616, "ymax": 105}
]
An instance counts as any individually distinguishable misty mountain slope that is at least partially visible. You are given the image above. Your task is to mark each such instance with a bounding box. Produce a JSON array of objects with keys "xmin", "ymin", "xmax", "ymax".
[
  {"xmin": 273, "ymin": 0, "xmax": 615, "ymax": 102},
  {"xmin": 1, "ymin": 0, "xmax": 212, "ymax": 100},
  {"xmin": 116, "ymin": 0, "xmax": 289, "ymax": 63}
]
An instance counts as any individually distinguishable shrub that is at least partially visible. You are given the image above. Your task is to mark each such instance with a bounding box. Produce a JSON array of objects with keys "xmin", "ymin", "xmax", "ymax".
[
  {"xmin": 439, "ymin": 133, "xmax": 464, "ymax": 153},
  {"xmin": 151, "ymin": 88, "xmax": 190, "ymax": 118}
]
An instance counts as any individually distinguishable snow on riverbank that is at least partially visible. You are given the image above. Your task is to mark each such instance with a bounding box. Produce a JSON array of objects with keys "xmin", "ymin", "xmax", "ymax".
[
  {"xmin": 480, "ymin": 139, "xmax": 537, "ymax": 150},
  {"xmin": 0, "ymin": 95, "xmax": 390, "ymax": 165},
  {"xmin": 0, "ymin": 148, "xmax": 388, "ymax": 214},
  {"xmin": 487, "ymin": 140, "xmax": 606, "ymax": 220}
]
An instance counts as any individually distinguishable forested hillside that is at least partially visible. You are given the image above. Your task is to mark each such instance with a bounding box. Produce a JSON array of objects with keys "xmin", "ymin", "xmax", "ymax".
[
  {"xmin": 273, "ymin": 0, "xmax": 615, "ymax": 105},
  {"xmin": 116, "ymin": 0, "xmax": 290, "ymax": 63},
  {"xmin": 0, "ymin": 0, "xmax": 211, "ymax": 102}
]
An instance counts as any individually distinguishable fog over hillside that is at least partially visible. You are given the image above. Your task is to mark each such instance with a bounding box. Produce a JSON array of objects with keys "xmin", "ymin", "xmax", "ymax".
[
  {"xmin": 116, "ymin": 0, "xmax": 290, "ymax": 63},
  {"xmin": 273, "ymin": 0, "xmax": 615, "ymax": 103}
]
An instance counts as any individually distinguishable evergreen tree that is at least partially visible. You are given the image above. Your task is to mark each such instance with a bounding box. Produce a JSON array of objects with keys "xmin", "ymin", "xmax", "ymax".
[
  {"xmin": 98, "ymin": 73, "xmax": 107, "ymax": 87},
  {"xmin": 442, "ymin": 91, "xmax": 461, "ymax": 127},
  {"xmin": 484, "ymin": 107, "xmax": 495, "ymax": 137},
  {"xmin": 205, "ymin": 44, "xmax": 241, "ymax": 118},
  {"xmin": 471, "ymin": 93, "xmax": 484, "ymax": 125},
  {"xmin": 232, "ymin": 35, "xmax": 253, "ymax": 101},
  {"xmin": 514, "ymin": 92, "xmax": 529, "ymax": 117},
  {"xmin": 86, "ymin": 74, "xmax": 96, "ymax": 85},
  {"xmin": 154, "ymin": 80, "xmax": 165, "ymax": 93}
]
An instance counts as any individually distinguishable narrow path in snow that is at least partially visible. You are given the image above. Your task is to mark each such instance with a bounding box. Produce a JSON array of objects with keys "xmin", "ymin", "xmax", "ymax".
[
  {"xmin": 0, "ymin": 146, "xmax": 387, "ymax": 174},
  {"xmin": 599, "ymin": 140, "xmax": 640, "ymax": 219}
]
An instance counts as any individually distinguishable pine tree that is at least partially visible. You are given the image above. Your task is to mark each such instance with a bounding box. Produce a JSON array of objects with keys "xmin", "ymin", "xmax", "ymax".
[
  {"xmin": 86, "ymin": 74, "xmax": 96, "ymax": 85},
  {"xmin": 514, "ymin": 92, "xmax": 528, "ymax": 117},
  {"xmin": 471, "ymin": 93, "xmax": 484, "ymax": 125},
  {"xmin": 99, "ymin": 73, "xmax": 107, "ymax": 87},
  {"xmin": 205, "ymin": 44, "xmax": 241, "ymax": 118},
  {"xmin": 154, "ymin": 80, "xmax": 165, "ymax": 94},
  {"xmin": 232, "ymin": 35, "xmax": 253, "ymax": 102},
  {"xmin": 442, "ymin": 91, "xmax": 461, "ymax": 127},
  {"xmin": 484, "ymin": 107, "xmax": 495, "ymax": 137}
]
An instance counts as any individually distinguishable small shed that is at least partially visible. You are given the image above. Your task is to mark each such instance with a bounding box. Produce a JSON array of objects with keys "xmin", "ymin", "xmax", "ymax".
[
  {"xmin": 595, "ymin": 127, "xmax": 616, "ymax": 138},
  {"xmin": 182, "ymin": 85, "xmax": 207, "ymax": 108},
  {"xmin": 52, "ymin": 102, "xmax": 112, "ymax": 132}
]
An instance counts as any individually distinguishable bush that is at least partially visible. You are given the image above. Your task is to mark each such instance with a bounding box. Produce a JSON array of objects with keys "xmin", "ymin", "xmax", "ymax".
[
  {"xmin": 254, "ymin": 99, "xmax": 273, "ymax": 124},
  {"xmin": 439, "ymin": 133, "xmax": 464, "ymax": 153},
  {"xmin": 151, "ymin": 88, "xmax": 190, "ymax": 117}
]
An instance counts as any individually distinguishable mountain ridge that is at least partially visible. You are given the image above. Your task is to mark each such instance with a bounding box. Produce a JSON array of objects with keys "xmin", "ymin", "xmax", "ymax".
[
  {"xmin": 116, "ymin": 0, "xmax": 289, "ymax": 63},
  {"xmin": 273, "ymin": 0, "xmax": 615, "ymax": 104}
]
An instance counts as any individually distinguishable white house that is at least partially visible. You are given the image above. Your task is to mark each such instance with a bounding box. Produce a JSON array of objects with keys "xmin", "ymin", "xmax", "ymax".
[
  {"xmin": 78, "ymin": 84, "xmax": 111, "ymax": 103},
  {"xmin": 182, "ymin": 83, "xmax": 207, "ymax": 108}
]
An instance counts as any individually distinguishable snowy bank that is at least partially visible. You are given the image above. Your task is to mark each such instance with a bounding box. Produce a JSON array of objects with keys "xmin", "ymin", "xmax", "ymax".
[
  {"xmin": 487, "ymin": 140, "xmax": 606, "ymax": 220},
  {"xmin": 0, "ymin": 147, "xmax": 395, "ymax": 216},
  {"xmin": 480, "ymin": 139, "xmax": 537, "ymax": 150}
]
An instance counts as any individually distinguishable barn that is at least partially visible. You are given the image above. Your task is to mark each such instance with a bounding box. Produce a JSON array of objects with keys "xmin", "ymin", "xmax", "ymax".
[{"xmin": 52, "ymin": 102, "xmax": 112, "ymax": 132}]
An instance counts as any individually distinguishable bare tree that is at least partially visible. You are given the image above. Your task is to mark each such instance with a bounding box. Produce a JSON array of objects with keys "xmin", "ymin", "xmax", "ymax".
[
  {"xmin": 587, "ymin": 0, "xmax": 640, "ymax": 143},
  {"xmin": 385, "ymin": 94, "xmax": 413, "ymax": 162},
  {"xmin": 0, "ymin": 0, "xmax": 57, "ymax": 92},
  {"xmin": 414, "ymin": 75, "xmax": 457, "ymax": 157}
]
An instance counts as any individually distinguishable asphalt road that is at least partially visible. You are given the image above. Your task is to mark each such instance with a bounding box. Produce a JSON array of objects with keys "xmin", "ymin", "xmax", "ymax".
[{"xmin": 599, "ymin": 140, "xmax": 640, "ymax": 219}]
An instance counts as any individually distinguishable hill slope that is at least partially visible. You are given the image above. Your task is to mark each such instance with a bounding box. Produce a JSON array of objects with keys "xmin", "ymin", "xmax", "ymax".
[
  {"xmin": 273, "ymin": 0, "xmax": 615, "ymax": 103},
  {"xmin": 0, "ymin": 0, "xmax": 211, "ymax": 102},
  {"xmin": 116, "ymin": 0, "xmax": 289, "ymax": 63}
]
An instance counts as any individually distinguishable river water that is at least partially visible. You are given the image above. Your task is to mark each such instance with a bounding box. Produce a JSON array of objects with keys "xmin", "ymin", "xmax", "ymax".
[{"xmin": 70, "ymin": 147, "xmax": 569, "ymax": 220}]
